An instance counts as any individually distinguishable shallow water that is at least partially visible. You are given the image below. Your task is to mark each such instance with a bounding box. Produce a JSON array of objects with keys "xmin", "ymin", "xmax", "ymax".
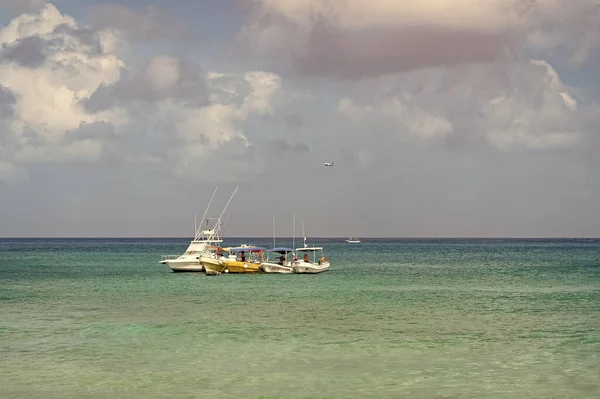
[{"xmin": 1, "ymin": 238, "xmax": 599, "ymax": 398}]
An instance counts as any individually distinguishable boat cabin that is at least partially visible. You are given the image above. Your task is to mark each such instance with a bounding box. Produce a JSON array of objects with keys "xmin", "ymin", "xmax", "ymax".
[{"xmin": 265, "ymin": 247, "xmax": 294, "ymax": 265}]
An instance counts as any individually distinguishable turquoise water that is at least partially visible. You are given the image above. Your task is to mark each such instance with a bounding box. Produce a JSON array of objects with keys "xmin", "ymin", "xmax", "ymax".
[{"xmin": 1, "ymin": 238, "xmax": 599, "ymax": 398}]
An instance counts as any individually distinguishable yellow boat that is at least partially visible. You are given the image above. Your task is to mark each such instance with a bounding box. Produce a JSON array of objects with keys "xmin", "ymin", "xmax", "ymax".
[
  {"xmin": 200, "ymin": 245, "xmax": 226, "ymax": 275},
  {"xmin": 217, "ymin": 246, "xmax": 266, "ymax": 274}
]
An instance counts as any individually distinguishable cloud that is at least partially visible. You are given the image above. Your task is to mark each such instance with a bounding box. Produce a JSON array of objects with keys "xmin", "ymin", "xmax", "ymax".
[
  {"xmin": 0, "ymin": 4, "xmax": 124, "ymax": 137},
  {"xmin": 237, "ymin": 0, "xmax": 600, "ymax": 78},
  {"xmin": 0, "ymin": 3, "xmax": 284, "ymax": 182},
  {"xmin": 0, "ymin": 36, "xmax": 46, "ymax": 67},
  {"xmin": 169, "ymin": 71, "xmax": 282, "ymax": 172},
  {"xmin": 0, "ymin": 84, "xmax": 15, "ymax": 117},
  {"xmin": 236, "ymin": 0, "xmax": 521, "ymax": 78},
  {"xmin": 338, "ymin": 58, "xmax": 597, "ymax": 151},
  {"xmin": 85, "ymin": 55, "xmax": 210, "ymax": 111},
  {"xmin": 88, "ymin": 3, "xmax": 188, "ymax": 41},
  {"xmin": 285, "ymin": 112, "xmax": 306, "ymax": 128},
  {"xmin": 0, "ymin": 0, "xmax": 45, "ymax": 14},
  {"xmin": 268, "ymin": 139, "xmax": 309, "ymax": 155},
  {"xmin": 523, "ymin": 0, "xmax": 600, "ymax": 66}
]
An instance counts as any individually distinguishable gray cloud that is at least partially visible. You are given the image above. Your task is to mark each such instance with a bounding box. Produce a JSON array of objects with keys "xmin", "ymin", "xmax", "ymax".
[
  {"xmin": 237, "ymin": 0, "xmax": 600, "ymax": 79},
  {"xmin": 0, "ymin": 0, "xmax": 45, "ymax": 14},
  {"xmin": 337, "ymin": 58, "xmax": 596, "ymax": 152},
  {"xmin": 51, "ymin": 24, "xmax": 103, "ymax": 54},
  {"xmin": 285, "ymin": 112, "xmax": 306, "ymax": 128},
  {"xmin": 0, "ymin": 85, "xmax": 15, "ymax": 118},
  {"xmin": 236, "ymin": 1, "xmax": 520, "ymax": 79},
  {"xmin": 0, "ymin": 22, "xmax": 105, "ymax": 69},
  {"xmin": 89, "ymin": 3, "xmax": 189, "ymax": 42},
  {"xmin": 85, "ymin": 56, "xmax": 209, "ymax": 112},
  {"xmin": 268, "ymin": 139, "xmax": 309, "ymax": 155},
  {"xmin": 1, "ymin": 36, "xmax": 46, "ymax": 68},
  {"xmin": 65, "ymin": 121, "xmax": 116, "ymax": 141},
  {"xmin": 294, "ymin": 23, "xmax": 512, "ymax": 79}
]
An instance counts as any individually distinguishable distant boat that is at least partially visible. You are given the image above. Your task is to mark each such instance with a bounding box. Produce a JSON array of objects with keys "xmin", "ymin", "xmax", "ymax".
[{"xmin": 345, "ymin": 237, "xmax": 361, "ymax": 243}]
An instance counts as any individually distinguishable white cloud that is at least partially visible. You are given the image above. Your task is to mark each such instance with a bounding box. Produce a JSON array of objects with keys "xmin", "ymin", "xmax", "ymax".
[
  {"xmin": 338, "ymin": 97, "xmax": 454, "ymax": 141},
  {"xmin": 0, "ymin": 3, "xmax": 125, "ymax": 142},
  {"xmin": 170, "ymin": 71, "xmax": 282, "ymax": 171},
  {"xmin": 0, "ymin": 4, "xmax": 284, "ymax": 181},
  {"xmin": 0, "ymin": 2, "xmax": 66, "ymax": 45}
]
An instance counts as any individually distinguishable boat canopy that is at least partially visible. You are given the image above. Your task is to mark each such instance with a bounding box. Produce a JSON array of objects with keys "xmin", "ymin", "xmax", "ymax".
[
  {"xmin": 228, "ymin": 246, "xmax": 267, "ymax": 254},
  {"xmin": 268, "ymin": 247, "xmax": 294, "ymax": 253},
  {"xmin": 295, "ymin": 247, "xmax": 323, "ymax": 251}
]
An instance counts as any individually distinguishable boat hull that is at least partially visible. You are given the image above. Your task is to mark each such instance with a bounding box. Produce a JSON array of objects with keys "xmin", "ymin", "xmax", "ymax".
[
  {"xmin": 220, "ymin": 260, "xmax": 261, "ymax": 273},
  {"xmin": 164, "ymin": 261, "xmax": 205, "ymax": 272},
  {"xmin": 260, "ymin": 262, "xmax": 293, "ymax": 274},
  {"xmin": 292, "ymin": 261, "xmax": 330, "ymax": 274},
  {"xmin": 201, "ymin": 257, "xmax": 226, "ymax": 275}
]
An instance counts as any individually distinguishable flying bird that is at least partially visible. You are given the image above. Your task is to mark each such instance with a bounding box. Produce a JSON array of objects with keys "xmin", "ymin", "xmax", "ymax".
[{"xmin": 324, "ymin": 162, "xmax": 334, "ymax": 167}]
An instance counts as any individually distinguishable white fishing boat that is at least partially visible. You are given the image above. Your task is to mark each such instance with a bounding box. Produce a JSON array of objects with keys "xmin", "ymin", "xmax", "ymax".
[
  {"xmin": 345, "ymin": 237, "xmax": 361, "ymax": 243},
  {"xmin": 161, "ymin": 187, "xmax": 238, "ymax": 272},
  {"xmin": 159, "ymin": 188, "xmax": 224, "ymax": 272},
  {"xmin": 292, "ymin": 220, "xmax": 330, "ymax": 274}
]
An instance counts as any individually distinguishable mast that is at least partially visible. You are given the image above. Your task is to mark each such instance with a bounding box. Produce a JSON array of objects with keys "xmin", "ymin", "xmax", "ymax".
[
  {"xmin": 194, "ymin": 212, "xmax": 197, "ymax": 238},
  {"xmin": 273, "ymin": 214, "xmax": 276, "ymax": 248}
]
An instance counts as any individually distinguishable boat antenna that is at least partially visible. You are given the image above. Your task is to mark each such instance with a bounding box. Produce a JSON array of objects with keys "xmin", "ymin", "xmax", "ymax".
[
  {"xmin": 293, "ymin": 213, "xmax": 295, "ymax": 251},
  {"xmin": 197, "ymin": 187, "xmax": 218, "ymax": 239},
  {"xmin": 302, "ymin": 219, "xmax": 307, "ymax": 248},
  {"xmin": 273, "ymin": 214, "xmax": 276, "ymax": 248}
]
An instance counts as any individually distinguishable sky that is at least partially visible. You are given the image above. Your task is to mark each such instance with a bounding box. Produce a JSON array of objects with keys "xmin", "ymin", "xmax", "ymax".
[{"xmin": 1, "ymin": 0, "xmax": 600, "ymax": 238}]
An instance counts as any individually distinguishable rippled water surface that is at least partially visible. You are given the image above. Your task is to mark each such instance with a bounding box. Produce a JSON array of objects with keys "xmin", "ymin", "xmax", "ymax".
[{"xmin": 1, "ymin": 238, "xmax": 599, "ymax": 398}]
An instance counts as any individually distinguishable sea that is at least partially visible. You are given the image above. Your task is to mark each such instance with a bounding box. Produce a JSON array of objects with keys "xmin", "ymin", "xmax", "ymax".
[{"xmin": 1, "ymin": 238, "xmax": 599, "ymax": 398}]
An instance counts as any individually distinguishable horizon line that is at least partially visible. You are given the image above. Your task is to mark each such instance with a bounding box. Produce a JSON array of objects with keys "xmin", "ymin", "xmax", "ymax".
[{"xmin": 1, "ymin": 236, "xmax": 599, "ymax": 240}]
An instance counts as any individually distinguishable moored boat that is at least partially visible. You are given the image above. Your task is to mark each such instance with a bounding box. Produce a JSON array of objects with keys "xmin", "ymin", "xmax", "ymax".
[
  {"xmin": 160, "ymin": 187, "xmax": 224, "ymax": 272},
  {"xmin": 260, "ymin": 247, "xmax": 295, "ymax": 273},
  {"xmin": 292, "ymin": 247, "xmax": 330, "ymax": 273},
  {"xmin": 292, "ymin": 220, "xmax": 330, "ymax": 274},
  {"xmin": 218, "ymin": 246, "xmax": 266, "ymax": 273}
]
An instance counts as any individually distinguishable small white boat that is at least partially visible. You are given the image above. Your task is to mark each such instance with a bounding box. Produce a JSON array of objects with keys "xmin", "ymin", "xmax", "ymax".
[
  {"xmin": 345, "ymin": 237, "xmax": 361, "ymax": 243},
  {"xmin": 292, "ymin": 220, "xmax": 330, "ymax": 274},
  {"xmin": 292, "ymin": 247, "xmax": 330, "ymax": 273},
  {"xmin": 260, "ymin": 247, "xmax": 294, "ymax": 274}
]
